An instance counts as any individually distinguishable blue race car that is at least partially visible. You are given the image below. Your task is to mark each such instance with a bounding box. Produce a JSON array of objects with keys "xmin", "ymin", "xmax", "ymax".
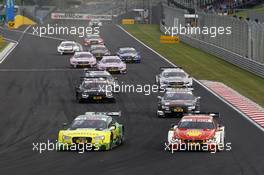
[{"xmin": 116, "ymin": 47, "xmax": 141, "ymax": 63}]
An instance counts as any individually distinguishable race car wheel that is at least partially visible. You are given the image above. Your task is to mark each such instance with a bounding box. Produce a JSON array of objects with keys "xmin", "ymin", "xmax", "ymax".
[
  {"xmin": 76, "ymin": 94, "xmax": 83, "ymax": 103},
  {"xmin": 120, "ymin": 127, "xmax": 125, "ymax": 144},
  {"xmin": 109, "ymin": 134, "xmax": 114, "ymax": 150}
]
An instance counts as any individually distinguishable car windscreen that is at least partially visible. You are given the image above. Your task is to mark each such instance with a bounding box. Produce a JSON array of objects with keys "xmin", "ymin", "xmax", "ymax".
[
  {"xmin": 178, "ymin": 121, "xmax": 215, "ymax": 129},
  {"xmin": 70, "ymin": 119, "xmax": 107, "ymax": 130},
  {"xmin": 163, "ymin": 71, "xmax": 186, "ymax": 78},
  {"xmin": 120, "ymin": 49, "xmax": 136, "ymax": 54},
  {"xmin": 85, "ymin": 74, "xmax": 111, "ymax": 79},
  {"xmin": 91, "ymin": 47, "xmax": 107, "ymax": 52},
  {"xmin": 87, "ymin": 35, "xmax": 100, "ymax": 39},
  {"xmin": 164, "ymin": 93, "xmax": 194, "ymax": 100},
  {"xmin": 75, "ymin": 53, "xmax": 92, "ymax": 58},
  {"xmin": 82, "ymin": 82, "xmax": 107, "ymax": 90},
  {"xmin": 61, "ymin": 43, "xmax": 74, "ymax": 47},
  {"xmin": 102, "ymin": 59, "xmax": 121, "ymax": 63}
]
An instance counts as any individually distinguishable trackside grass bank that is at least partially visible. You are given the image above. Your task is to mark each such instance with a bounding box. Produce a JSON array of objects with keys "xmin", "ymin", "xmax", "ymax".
[
  {"xmin": 0, "ymin": 41, "xmax": 7, "ymax": 52},
  {"xmin": 122, "ymin": 24, "xmax": 264, "ymax": 107},
  {"xmin": 234, "ymin": 5, "xmax": 264, "ymax": 18}
]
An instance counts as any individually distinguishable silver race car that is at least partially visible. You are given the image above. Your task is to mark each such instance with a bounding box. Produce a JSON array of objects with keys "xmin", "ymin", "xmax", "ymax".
[{"xmin": 156, "ymin": 67, "xmax": 193, "ymax": 89}]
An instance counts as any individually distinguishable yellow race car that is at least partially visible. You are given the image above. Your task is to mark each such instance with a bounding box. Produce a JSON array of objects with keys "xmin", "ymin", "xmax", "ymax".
[{"xmin": 57, "ymin": 112, "xmax": 124, "ymax": 151}]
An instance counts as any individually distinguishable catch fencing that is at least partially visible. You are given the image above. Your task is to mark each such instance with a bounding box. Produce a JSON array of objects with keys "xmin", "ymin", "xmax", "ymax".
[{"xmin": 161, "ymin": 4, "xmax": 264, "ymax": 78}]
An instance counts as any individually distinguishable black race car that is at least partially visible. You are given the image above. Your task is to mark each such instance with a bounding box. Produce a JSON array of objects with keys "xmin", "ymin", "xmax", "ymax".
[
  {"xmin": 75, "ymin": 78, "xmax": 115, "ymax": 103},
  {"xmin": 157, "ymin": 89, "xmax": 200, "ymax": 117},
  {"xmin": 89, "ymin": 45, "xmax": 110, "ymax": 59}
]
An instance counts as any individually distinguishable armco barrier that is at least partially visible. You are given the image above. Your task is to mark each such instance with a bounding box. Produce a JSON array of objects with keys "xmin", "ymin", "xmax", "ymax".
[
  {"xmin": 160, "ymin": 23, "xmax": 264, "ymax": 78},
  {"xmin": 161, "ymin": 4, "xmax": 264, "ymax": 78}
]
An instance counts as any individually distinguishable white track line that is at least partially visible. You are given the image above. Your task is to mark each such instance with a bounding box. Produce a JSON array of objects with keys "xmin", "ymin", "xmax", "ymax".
[
  {"xmin": 0, "ymin": 38, "xmax": 18, "ymax": 64},
  {"xmin": 117, "ymin": 25, "xmax": 264, "ymax": 132},
  {"xmin": 0, "ymin": 68, "xmax": 82, "ymax": 72},
  {"xmin": 0, "ymin": 26, "xmax": 66, "ymax": 41}
]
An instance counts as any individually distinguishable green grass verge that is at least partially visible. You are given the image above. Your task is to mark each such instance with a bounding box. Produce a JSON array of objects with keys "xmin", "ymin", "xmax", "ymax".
[
  {"xmin": 0, "ymin": 41, "xmax": 7, "ymax": 52},
  {"xmin": 234, "ymin": 5, "xmax": 264, "ymax": 18},
  {"xmin": 123, "ymin": 24, "xmax": 264, "ymax": 107}
]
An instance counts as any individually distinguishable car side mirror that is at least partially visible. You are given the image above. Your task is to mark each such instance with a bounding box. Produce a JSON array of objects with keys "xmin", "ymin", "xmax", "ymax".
[
  {"xmin": 109, "ymin": 125, "xmax": 116, "ymax": 131},
  {"xmin": 196, "ymin": 96, "xmax": 201, "ymax": 100},
  {"xmin": 157, "ymin": 96, "xmax": 162, "ymax": 100},
  {"xmin": 171, "ymin": 124, "xmax": 177, "ymax": 129},
  {"xmin": 63, "ymin": 123, "xmax": 68, "ymax": 129}
]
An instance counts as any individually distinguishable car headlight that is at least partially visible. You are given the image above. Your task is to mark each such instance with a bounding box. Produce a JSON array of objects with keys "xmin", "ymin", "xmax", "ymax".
[
  {"xmin": 94, "ymin": 135, "xmax": 105, "ymax": 141},
  {"xmin": 62, "ymin": 135, "xmax": 71, "ymax": 141}
]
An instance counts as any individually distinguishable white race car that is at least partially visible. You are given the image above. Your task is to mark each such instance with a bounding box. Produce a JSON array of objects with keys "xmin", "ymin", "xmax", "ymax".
[
  {"xmin": 57, "ymin": 41, "xmax": 83, "ymax": 55},
  {"xmin": 89, "ymin": 19, "xmax": 102, "ymax": 27},
  {"xmin": 156, "ymin": 67, "xmax": 193, "ymax": 89}
]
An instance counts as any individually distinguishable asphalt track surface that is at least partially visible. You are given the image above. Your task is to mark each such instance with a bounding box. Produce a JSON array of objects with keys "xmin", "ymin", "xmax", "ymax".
[{"xmin": 0, "ymin": 21, "xmax": 263, "ymax": 175}]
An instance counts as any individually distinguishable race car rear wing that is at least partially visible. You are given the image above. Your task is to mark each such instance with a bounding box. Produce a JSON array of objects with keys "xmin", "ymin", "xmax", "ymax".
[
  {"xmin": 81, "ymin": 76, "xmax": 108, "ymax": 80},
  {"xmin": 165, "ymin": 87, "xmax": 194, "ymax": 92},
  {"xmin": 85, "ymin": 111, "xmax": 121, "ymax": 117},
  {"xmin": 191, "ymin": 112, "xmax": 220, "ymax": 118},
  {"xmin": 160, "ymin": 67, "xmax": 182, "ymax": 71},
  {"xmin": 81, "ymin": 77, "xmax": 108, "ymax": 81}
]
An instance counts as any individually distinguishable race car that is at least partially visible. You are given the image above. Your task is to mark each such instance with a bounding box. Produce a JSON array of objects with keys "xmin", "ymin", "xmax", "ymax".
[
  {"xmin": 80, "ymin": 70, "xmax": 119, "ymax": 90},
  {"xmin": 89, "ymin": 19, "xmax": 102, "ymax": 27},
  {"xmin": 116, "ymin": 47, "xmax": 141, "ymax": 63},
  {"xmin": 84, "ymin": 34, "xmax": 104, "ymax": 46},
  {"xmin": 57, "ymin": 41, "xmax": 82, "ymax": 55},
  {"xmin": 70, "ymin": 52, "xmax": 97, "ymax": 68},
  {"xmin": 75, "ymin": 77, "xmax": 115, "ymax": 103},
  {"xmin": 167, "ymin": 113, "xmax": 225, "ymax": 152},
  {"xmin": 97, "ymin": 56, "xmax": 127, "ymax": 74},
  {"xmin": 58, "ymin": 112, "xmax": 124, "ymax": 151},
  {"xmin": 89, "ymin": 44, "xmax": 111, "ymax": 59},
  {"xmin": 157, "ymin": 88, "xmax": 200, "ymax": 117},
  {"xmin": 156, "ymin": 67, "xmax": 193, "ymax": 89}
]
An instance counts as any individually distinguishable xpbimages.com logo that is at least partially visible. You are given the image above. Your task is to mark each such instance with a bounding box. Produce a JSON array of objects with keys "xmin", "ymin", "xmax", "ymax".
[
  {"xmin": 98, "ymin": 82, "xmax": 166, "ymax": 96},
  {"xmin": 32, "ymin": 140, "xmax": 101, "ymax": 154},
  {"xmin": 32, "ymin": 24, "xmax": 100, "ymax": 37},
  {"xmin": 164, "ymin": 24, "xmax": 232, "ymax": 38}
]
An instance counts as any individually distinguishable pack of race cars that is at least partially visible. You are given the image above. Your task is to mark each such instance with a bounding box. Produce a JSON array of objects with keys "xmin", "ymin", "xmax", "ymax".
[{"xmin": 56, "ymin": 27, "xmax": 226, "ymax": 152}]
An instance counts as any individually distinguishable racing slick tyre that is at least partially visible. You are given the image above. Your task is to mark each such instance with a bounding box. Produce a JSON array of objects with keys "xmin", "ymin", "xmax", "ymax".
[
  {"xmin": 76, "ymin": 93, "xmax": 83, "ymax": 103},
  {"xmin": 120, "ymin": 126, "xmax": 125, "ymax": 145},
  {"xmin": 116, "ymin": 126, "xmax": 125, "ymax": 146},
  {"xmin": 108, "ymin": 134, "xmax": 114, "ymax": 150}
]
